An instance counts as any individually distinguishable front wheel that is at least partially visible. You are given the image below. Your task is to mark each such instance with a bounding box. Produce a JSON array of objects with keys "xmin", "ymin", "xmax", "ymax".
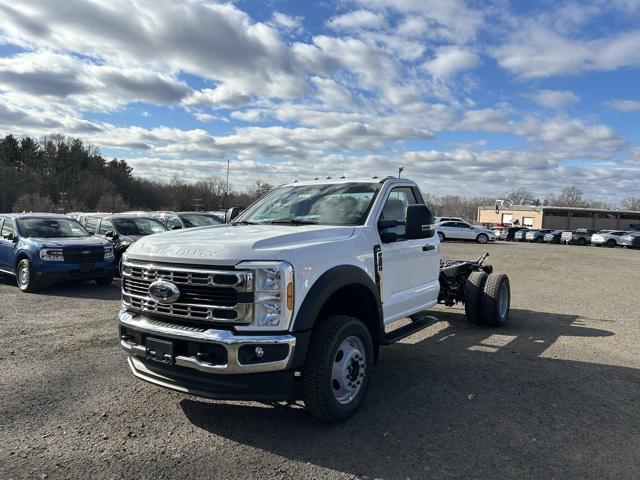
[
  {"xmin": 302, "ymin": 316, "xmax": 374, "ymax": 423},
  {"xmin": 16, "ymin": 259, "xmax": 40, "ymax": 293},
  {"xmin": 577, "ymin": 237, "xmax": 586, "ymax": 246},
  {"xmin": 437, "ymin": 232, "xmax": 445, "ymax": 242},
  {"xmin": 476, "ymin": 233, "xmax": 488, "ymax": 244}
]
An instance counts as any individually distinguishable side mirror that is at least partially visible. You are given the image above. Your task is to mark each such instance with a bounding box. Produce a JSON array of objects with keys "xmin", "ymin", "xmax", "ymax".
[
  {"xmin": 7, "ymin": 232, "xmax": 16, "ymax": 243},
  {"xmin": 380, "ymin": 231, "xmax": 398, "ymax": 243},
  {"xmin": 105, "ymin": 230, "xmax": 114, "ymax": 238},
  {"xmin": 171, "ymin": 224, "xmax": 182, "ymax": 230},
  {"xmin": 378, "ymin": 219, "xmax": 401, "ymax": 230},
  {"xmin": 405, "ymin": 204, "xmax": 435, "ymax": 239}
]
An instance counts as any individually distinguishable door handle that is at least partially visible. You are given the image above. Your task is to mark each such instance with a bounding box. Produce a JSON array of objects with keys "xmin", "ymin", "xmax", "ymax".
[{"xmin": 422, "ymin": 244, "xmax": 436, "ymax": 252}]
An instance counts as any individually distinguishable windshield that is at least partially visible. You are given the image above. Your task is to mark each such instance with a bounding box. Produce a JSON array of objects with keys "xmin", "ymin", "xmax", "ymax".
[
  {"xmin": 180, "ymin": 213, "xmax": 223, "ymax": 227},
  {"xmin": 113, "ymin": 218, "xmax": 168, "ymax": 236},
  {"xmin": 236, "ymin": 183, "xmax": 381, "ymax": 226},
  {"xmin": 17, "ymin": 217, "xmax": 89, "ymax": 238}
]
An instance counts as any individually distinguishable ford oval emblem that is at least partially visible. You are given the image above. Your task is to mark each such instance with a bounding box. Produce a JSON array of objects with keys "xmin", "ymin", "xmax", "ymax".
[{"xmin": 148, "ymin": 280, "xmax": 180, "ymax": 304}]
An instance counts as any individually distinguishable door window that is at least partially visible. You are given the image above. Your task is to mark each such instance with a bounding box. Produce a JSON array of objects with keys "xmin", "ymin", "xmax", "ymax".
[
  {"xmin": 456, "ymin": 222, "xmax": 472, "ymax": 228},
  {"xmin": 85, "ymin": 217, "xmax": 99, "ymax": 232},
  {"xmin": 1, "ymin": 219, "xmax": 16, "ymax": 239},
  {"xmin": 98, "ymin": 219, "xmax": 114, "ymax": 235},
  {"xmin": 379, "ymin": 187, "xmax": 418, "ymax": 240},
  {"xmin": 167, "ymin": 216, "xmax": 182, "ymax": 229}
]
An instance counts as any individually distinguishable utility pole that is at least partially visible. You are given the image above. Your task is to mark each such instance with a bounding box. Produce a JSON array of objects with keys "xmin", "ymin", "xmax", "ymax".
[
  {"xmin": 224, "ymin": 159, "xmax": 230, "ymax": 209},
  {"xmin": 398, "ymin": 166, "xmax": 404, "ymax": 178}
]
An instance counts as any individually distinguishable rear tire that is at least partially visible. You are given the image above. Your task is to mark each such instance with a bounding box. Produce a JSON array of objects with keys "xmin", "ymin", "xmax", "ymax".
[
  {"xmin": 481, "ymin": 273, "xmax": 511, "ymax": 327},
  {"xmin": 302, "ymin": 315, "xmax": 373, "ymax": 423},
  {"xmin": 606, "ymin": 239, "xmax": 616, "ymax": 248},
  {"xmin": 464, "ymin": 271, "xmax": 488, "ymax": 325},
  {"xmin": 16, "ymin": 259, "xmax": 40, "ymax": 293},
  {"xmin": 577, "ymin": 237, "xmax": 586, "ymax": 246}
]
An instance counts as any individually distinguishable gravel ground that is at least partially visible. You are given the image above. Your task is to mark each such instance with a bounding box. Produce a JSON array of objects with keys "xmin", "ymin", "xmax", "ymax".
[{"xmin": 1, "ymin": 242, "xmax": 639, "ymax": 480}]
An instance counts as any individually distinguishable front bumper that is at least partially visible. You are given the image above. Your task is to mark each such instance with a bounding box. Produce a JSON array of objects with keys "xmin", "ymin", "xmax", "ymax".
[
  {"xmin": 118, "ymin": 309, "xmax": 306, "ymax": 400},
  {"xmin": 34, "ymin": 260, "xmax": 117, "ymax": 282},
  {"xmin": 119, "ymin": 309, "xmax": 297, "ymax": 374}
]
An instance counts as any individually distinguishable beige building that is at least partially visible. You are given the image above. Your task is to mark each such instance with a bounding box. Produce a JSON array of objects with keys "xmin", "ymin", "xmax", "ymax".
[{"xmin": 477, "ymin": 205, "xmax": 640, "ymax": 230}]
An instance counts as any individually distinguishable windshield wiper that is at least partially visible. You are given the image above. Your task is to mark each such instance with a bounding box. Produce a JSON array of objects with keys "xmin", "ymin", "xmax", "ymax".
[
  {"xmin": 232, "ymin": 220, "xmax": 260, "ymax": 225},
  {"xmin": 268, "ymin": 218, "xmax": 319, "ymax": 225}
]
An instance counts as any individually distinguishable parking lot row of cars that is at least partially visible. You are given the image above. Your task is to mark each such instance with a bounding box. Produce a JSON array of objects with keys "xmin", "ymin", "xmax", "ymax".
[
  {"xmin": 0, "ymin": 209, "xmax": 242, "ymax": 292},
  {"xmin": 492, "ymin": 226, "xmax": 640, "ymax": 248}
]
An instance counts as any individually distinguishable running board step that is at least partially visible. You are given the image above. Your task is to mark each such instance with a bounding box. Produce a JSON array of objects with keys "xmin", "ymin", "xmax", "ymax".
[{"xmin": 380, "ymin": 315, "xmax": 439, "ymax": 345}]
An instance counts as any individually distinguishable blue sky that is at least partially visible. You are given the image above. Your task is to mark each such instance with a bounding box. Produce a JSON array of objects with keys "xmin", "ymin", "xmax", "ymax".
[{"xmin": 0, "ymin": 0, "xmax": 639, "ymax": 203}]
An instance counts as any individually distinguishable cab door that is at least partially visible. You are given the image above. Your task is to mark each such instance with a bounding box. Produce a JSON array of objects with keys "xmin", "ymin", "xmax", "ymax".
[
  {"xmin": 377, "ymin": 187, "xmax": 440, "ymax": 324},
  {"xmin": 0, "ymin": 218, "xmax": 17, "ymax": 272}
]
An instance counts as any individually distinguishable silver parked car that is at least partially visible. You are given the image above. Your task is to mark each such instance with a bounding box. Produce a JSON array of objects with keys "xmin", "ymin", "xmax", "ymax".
[
  {"xmin": 525, "ymin": 229, "xmax": 555, "ymax": 243},
  {"xmin": 591, "ymin": 230, "xmax": 628, "ymax": 247},
  {"xmin": 436, "ymin": 221, "xmax": 496, "ymax": 244},
  {"xmin": 620, "ymin": 231, "xmax": 640, "ymax": 249}
]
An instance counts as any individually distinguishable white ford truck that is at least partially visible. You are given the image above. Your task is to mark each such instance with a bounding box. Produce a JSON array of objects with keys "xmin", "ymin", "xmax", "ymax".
[{"xmin": 118, "ymin": 177, "xmax": 511, "ymax": 422}]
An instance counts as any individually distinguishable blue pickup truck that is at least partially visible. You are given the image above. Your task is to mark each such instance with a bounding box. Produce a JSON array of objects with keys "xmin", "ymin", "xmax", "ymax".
[{"xmin": 0, "ymin": 213, "xmax": 117, "ymax": 292}]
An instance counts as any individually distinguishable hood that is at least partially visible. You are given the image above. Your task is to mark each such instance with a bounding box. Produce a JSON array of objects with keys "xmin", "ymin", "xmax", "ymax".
[
  {"xmin": 25, "ymin": 236, "xmax": 110, "ymax": 248},
  {"xmin": 125, "ymin": 224, "xmax": 356, "ymax": 266}
]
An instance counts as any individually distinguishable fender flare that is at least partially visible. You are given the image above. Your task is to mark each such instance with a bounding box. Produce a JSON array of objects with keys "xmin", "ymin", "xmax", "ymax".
[{"xmin": 292, "ymin": 264, "xmax": 383, "ymax": 334}]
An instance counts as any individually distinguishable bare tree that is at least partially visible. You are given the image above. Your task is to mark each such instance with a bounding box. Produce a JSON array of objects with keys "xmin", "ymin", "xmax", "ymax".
[
  {"xmin": 502, "ymin": 187, "xmax": 534, "ymax": 206},
  {"xmin": 545, "ymin": 186, "xmax": 586, "ymax": 207},
  {"xmin": 621, "ymin": 197, "xmax": 640, "ymax": 211},
  {"xmin": 96, "ymin": 194, "xmax": 129, "ymax": 213},
  {"xmin": 246, "ymin": 180, "xmax": 274, "ymax": 203},
  {"xmin": 13, "ymin": 193, "xmax": 56, "ymax": 213}
]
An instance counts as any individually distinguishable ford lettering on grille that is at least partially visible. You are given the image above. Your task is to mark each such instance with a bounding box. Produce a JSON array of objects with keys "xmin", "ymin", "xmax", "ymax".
[{"xmin": 148, "ymin": 280, "xmax": 181, "ymax": 304}]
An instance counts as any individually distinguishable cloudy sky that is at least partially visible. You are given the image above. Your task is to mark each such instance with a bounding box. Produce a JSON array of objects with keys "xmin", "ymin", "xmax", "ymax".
[{"xmin": 0, "ymin": 0, "xmax": 639, "ymax": 202}]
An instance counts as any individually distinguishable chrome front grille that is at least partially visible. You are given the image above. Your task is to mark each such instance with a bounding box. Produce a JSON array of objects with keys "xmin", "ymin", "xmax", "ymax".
[{"xmin": 122, "ymin": 260, "xmax": 253, "ymax": 324}]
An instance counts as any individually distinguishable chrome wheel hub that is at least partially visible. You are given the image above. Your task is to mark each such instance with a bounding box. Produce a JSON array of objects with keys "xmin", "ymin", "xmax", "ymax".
[
  {"xmin": 332, "ymin": 336, "xmax": 366, "ymax": 405},
  {"xmin": 18, "ymin": 265, "xmax": 29, "ymax": 287}
]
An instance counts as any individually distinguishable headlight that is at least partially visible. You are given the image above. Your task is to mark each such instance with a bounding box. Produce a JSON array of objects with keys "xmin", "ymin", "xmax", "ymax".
[
  {"xmin": 104, "ymin": 246, "xmax": 114, "ymax": 259},
  {"xmin": 235, "ymin": 260, "xmax": 294, "ymax": 331},
  {"xmin": 39, "ymin": 248, "xmax": 64, "ymax": 261}
]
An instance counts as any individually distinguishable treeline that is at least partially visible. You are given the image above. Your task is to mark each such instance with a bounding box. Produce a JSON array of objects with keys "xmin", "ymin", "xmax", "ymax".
[
  {"xmin": 2, "ymin": 133, "xmax": 638, "ymax": 216},
  {"xmin": 0, "ymin": 134, "xmax": 272, "ymax": 213}
]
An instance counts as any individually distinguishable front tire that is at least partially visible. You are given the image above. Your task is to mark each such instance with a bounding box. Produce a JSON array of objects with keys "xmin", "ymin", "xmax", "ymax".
[
  {"xmin": 302, "ymin": 315, "xmax": 374, "ymax": 423},
  {"xmin": 476, "ymin": 233, "xmax": 488, "ymax": 244},
  {"xmin": 481, "ymin": 273, "xmax": 511, "ymax": 327},
  {"xmin": 437, "ymin": 232, "xmax": 445, "ymax": 242},
  {"xmin": 16, "ymin": 259, "xmax": 40, "ymax": 293},
  {"xmin": 577, "ymin": 237, "xmax": 586, "ymax": 246}
]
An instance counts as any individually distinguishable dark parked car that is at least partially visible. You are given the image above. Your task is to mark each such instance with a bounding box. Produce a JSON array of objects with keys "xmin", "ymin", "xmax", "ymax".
[
  {"xmin": 0, "ymin": 214, "xmax": 116, "ymax": 292},
  {"xmin": 543, "ymin": 230, "xmax": 567, "ymax": 243},
  {"xmin": 621, "ymin": 231, "xmax": 640, "ymax": 249},
  {"xmin": 86, "ymin": 214, "xmax": 168, "ymax": 271},
  {"xmin": 513, "ymin": 228, "xmax": 530, "ymax": 242},
  {"xmin": 155, "ymin": 211, "xmax": 224, "ymax": 230},
  {"xmin": 569, "ymin": 229, "xmax": 599, "ymax": 246},
  {"xmin": 502, "ymin": 226, "xmax": 527, "ymax": 241},
  {"xmin": 525, "ymin": 229, "xmax": 554, "ymax": 242}
]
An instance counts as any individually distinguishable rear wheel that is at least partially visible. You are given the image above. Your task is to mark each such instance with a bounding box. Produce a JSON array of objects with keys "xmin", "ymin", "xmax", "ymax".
[
  {"xmin": 606, "ymin": 239, "xmax": 616, "ymax": 248},
  {"xmin": 481, "ymin": 273, "xmax": 511, "ymax": 327},
  {"xmin": 577, "ymin": 237, "xmax": 586, "ymax": 246},
  {"xmin": 16, "ymin": 259, "xmax": 40, "ymax": 293},
  {"xmin": 302, "ymin": 315, "xmax": 373, "ymax": 423},
  {"xmin": 476, "ymin": 233, "xmax": 488, "ymax": 244},
  {"xmin": 464, "ymin": 271, "xmax": 488, "ymax": 325}
]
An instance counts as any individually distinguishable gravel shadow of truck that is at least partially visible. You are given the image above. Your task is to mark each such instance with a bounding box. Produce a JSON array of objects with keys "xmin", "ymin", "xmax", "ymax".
[{"xmin": 178, "ymin": 309, "xmax": 640, "ymax": 479}]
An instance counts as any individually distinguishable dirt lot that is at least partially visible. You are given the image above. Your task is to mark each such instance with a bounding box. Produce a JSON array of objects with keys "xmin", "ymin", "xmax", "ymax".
[{"xmin": 1, "ymin": 242, "xmax": 639, "ymax": 480}]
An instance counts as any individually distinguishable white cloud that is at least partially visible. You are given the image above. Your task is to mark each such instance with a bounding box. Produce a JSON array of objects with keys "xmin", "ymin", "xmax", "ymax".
[
  {"xmin": 606, "ymin": 99, "xmax": 640, "ymax": 112},
  {"xmin": 530, "ymin": 90, "xmax": 579, "ymax": 109},
  {"xmin": 422, "ymin": 46, "xmax": 481, "ymax": 77},
  {"xmin": 327, "ymin": 10, "xmax": 386, "ymax": 30},
  {"xmin": 272, "ymin": 12, "xmax": 303, "ymax": 31}
]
